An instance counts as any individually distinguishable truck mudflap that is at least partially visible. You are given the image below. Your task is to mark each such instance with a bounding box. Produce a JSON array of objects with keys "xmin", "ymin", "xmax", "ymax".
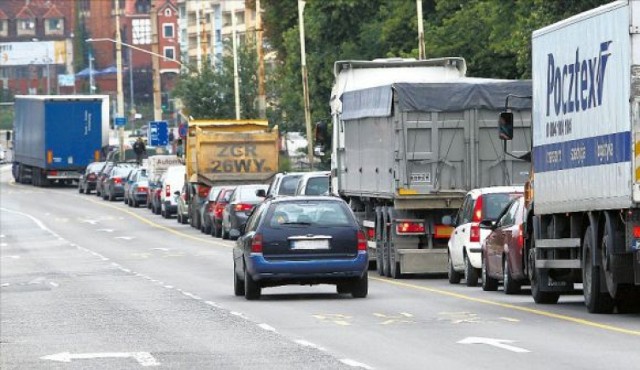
[{"xmin": 398, "ymin": 249, "xmax": 447, "ymax": 274}]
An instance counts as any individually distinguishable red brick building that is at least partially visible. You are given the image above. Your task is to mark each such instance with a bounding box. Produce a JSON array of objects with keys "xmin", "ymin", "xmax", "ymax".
[{"xmin": 0, "ymin": 0, "xmax": 76, "ymax": 94}]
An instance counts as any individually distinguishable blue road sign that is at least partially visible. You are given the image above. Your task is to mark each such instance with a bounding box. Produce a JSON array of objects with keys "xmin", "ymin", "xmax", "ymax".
[
  {"xmin": 114, "ymin": 116, "xmax": 126, "ymax": 127},
  {"xmin": 148, "ymin": 121, "xmax": 168, "ymax": 146},
  {"xmin": 178, "ymin": 123, "xmax": 187, "ymax": 138}
]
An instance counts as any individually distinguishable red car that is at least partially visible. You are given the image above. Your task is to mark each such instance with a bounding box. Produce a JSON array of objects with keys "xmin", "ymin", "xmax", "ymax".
[
  {"xmin": 481, "ymin": 195, "xmax": 527, "ymax": 294},
  {"xmin": 209, "ymin": 187, "xmax": 236, "ymax": 238}
]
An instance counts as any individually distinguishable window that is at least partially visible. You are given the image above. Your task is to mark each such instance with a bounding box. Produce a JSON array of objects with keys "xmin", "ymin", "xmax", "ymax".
[
  {"xmin": 163, "ymin": 24, "xmax": 174, "ymax": 38},
  {"xmin": 135, "ymin": 0, "xmax": 151, "ymax": 14},
  {"xmin": 163, "ymin": 47, "xmax": 175, "ymax": 60},
  {"xmin": 0, "ymin": 20, "xmax": 6, "ymax": 37},
  {"xmin": 45, "ymin": 18, "xmax": 64, "ymax": 35},
  {"xmin": 164, "ymin": 8, "xmax": 172, "ymax": 17},
  {"xmin": 132, "ymin": 18, "xmax": 151, "ymax": 44},
  {"xmin": 17, "ymin": 19, "xmax": 35, "ymax": 36}
]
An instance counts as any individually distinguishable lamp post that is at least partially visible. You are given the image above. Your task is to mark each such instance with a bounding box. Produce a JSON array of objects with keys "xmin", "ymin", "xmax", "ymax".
[
  {"xmin": 115, "ymin": 1, "xmax": 125, "ymax": 162},
  {"xmin": 298, "ymin": 0, "xmax": 313, "ymax": 170},
  {"xmin": 231, "ymin": 9, "xmax": 240, "ymax": 120}
]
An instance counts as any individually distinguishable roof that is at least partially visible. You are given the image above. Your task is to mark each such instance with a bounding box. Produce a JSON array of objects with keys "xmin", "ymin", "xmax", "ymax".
[
  {"xmin": 15, "ymin": 6, "xmax": 35, "ymax": 19},
  {"xmin": 42, "ymin": 5, "xmax": 64, "ymax": 19},
  {"xmin": 0, "ymin": 9, "xmax": 8, "ymax": 20},
  {"xmin": 269, "ymin": 195, "xmax": 345, "ymax": 205}
]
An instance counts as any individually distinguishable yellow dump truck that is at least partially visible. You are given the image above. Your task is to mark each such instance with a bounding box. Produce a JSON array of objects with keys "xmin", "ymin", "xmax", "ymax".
[{"xmin": 184, "ymin": 119, "xmax": 279, "ymax": 229}]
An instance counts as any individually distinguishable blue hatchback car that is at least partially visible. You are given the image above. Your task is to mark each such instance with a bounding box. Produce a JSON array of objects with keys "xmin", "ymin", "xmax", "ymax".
[{"xmin": 233, "ymin": 196, "xmax": 369, "ymax": 300}]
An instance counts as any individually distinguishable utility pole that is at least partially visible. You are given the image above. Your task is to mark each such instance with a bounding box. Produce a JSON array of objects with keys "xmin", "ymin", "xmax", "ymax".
[
  {"xmin": 298, "ymin": 0, "xmax": 313, "ymax": 170},
  {"xmin": 88, "ymin": 50, "xmax": 94, "ymax": 94},
  {"xmin": 115, "ymin": 0, "xmax": 125, "ymax": 162},
  {"xmin": 150, "ymin": 4, "xmax": 161, "ymax": 121},
  {"xmin": 231, "ymin": 9, "xmax": 240, "ymax": 120},
  {"xmin": 256, "ymin": 0, "xmax": 266, "ymax": 119},
  {"xmin": 196, "ymin": 3, "xmax": 201, "ymax": 72},
  {"xmin": 417, "ymin": 0, "xmax": 426, "ymax": 60},
  {"xmin": 128, "ymin": 47, "xmax": 134, "ymax": 116}
]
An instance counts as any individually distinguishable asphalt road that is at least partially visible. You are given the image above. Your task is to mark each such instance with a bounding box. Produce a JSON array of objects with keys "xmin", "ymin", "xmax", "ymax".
[{"xmin": 2, "ymin": 165, "xmax": 640, "ymax": 369}]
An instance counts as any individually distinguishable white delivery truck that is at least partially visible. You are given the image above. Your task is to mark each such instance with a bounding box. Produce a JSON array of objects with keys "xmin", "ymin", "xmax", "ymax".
[
  {"xmin": 329, "ymin": 58, "xmax": 532, "ymax": 277},
  {"xmin": 513, "ymin": 0, "xmax": 640, "ymax": 313}
]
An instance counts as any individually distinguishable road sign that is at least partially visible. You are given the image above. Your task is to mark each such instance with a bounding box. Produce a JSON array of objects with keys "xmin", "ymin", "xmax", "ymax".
[
  {"xmin": 148, "ymin": 120, "xmax": 168, "ymax": 146},
  {"xmin": 114, "ymin": 116, "xmax": 126, "ymax": 127},
  {"xmin": 178, "ymin": 123, "xmax": 187, "ymax": 138}
]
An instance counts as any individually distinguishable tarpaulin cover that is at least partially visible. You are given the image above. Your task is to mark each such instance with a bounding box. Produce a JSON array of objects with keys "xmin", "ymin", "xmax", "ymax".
[
  {"xmin": 340, "ymin": 86, "xmax": 393, "ymax": 120},
  {"xmin": 394, "ymin": 80, "xmax": 532, "ymax": 113}
]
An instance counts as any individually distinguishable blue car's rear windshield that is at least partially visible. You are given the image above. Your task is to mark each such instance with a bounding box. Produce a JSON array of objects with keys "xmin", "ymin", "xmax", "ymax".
[{"xmin": 268, "ymin": 201, "xmax": 353, "ymax": 227}]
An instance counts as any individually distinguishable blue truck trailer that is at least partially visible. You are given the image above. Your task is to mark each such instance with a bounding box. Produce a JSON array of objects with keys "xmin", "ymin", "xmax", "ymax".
[{"xmin": 12, "ymin": 95, "xmax": 109, "ymax": 186}]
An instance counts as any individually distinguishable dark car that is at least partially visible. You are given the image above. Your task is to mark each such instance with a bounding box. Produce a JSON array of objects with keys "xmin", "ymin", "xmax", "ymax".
[
  {"xmin": 200, "ymin": 186, "xmax": 224, "ymax": 235},
  {"xmin": 210, "ymin": 186, "xmax": 236, "ymax": 238},
  {"xmin": 103, "ymin": 165, "xmax": 135, "ymax": 201},
  {"xmin": 221, "ymin": 184, "xmax": 268, "ymax": 240},
  {"xmin": 481, "ymin": 195, "xmax": 528, "ymax": 294},
  {"xmin": 233, "ymin": 196, "xmax": 369, "ymax": 300},
  {"xmin": 95, "ymin": 161, "xmax": 115, "ymax": 198},
  {"xmin": 147, "ymin": 174, "xmax": 163, "ymax": 214},
  {"xmin": 125, "ymin": 168, "xmax": 149, "ymax": 207},
  {"xmin": 78, "ymin": 161, "xmax": 106, "ymax": 194}
]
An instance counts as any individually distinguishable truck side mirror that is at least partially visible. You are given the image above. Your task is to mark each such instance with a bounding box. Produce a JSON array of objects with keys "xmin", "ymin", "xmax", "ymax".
[{"xmin": 499, "ymin": 111, "xmax": 514, "ymax": 141}]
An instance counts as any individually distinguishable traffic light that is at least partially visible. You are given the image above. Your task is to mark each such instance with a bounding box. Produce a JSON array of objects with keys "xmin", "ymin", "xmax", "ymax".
[{"xmin": 161, "ymin": 92, "xmax": 169, "ymax": 113}]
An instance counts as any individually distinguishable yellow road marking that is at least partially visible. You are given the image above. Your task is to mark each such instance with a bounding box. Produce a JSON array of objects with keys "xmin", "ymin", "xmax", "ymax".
[{"xmin": 371, "ymin": 277, "xmax": 640, "ymax": 336}]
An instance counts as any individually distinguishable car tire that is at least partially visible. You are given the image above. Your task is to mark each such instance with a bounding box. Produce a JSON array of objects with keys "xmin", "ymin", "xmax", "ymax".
[
  {"xmin": 222, "ymin": 225, "xmax": 229, "ymax": 240},
  {"xmin": 181, "ymin": 214, "xmax": 189, "ymax": 224},
  {"xmin": 133, "ymin": 200, "xmax": 139, "ymax": 208},
  {"xmin": 464, "ymin": 253, "xmax": 478, "ymax": 287},
  {"xmin": 79, "ymin": 185, "xmax": 84, "ymax": 194},
  {"xmin": 85, "ymin": 184, "xmax": 91, "ymax": 195},
  {"xmin": 203, "ymin": 222, "xmax": 212, "ymax": 235},
  {"xmin": 124, "ymin": 196, "xmax": 129, "ymax": 205},
  {"xmin": 176, "ymin": 214, "xmax": 182, "ymax": 223},
  {"xmin": 503, "ymin": 258, "xmax": 521, "ymax": 295},
  {"xmin": 234, "ymin": 262, "xmax": 245, "ymax": 296},
  {"xmin": 448, "ymin": 253, "xmax": 462, "ymax": 284},
  {"xmin": 108, "ymin": 191, "xmax": 114, "ymax": 202},
  {"xmin": 482, "ymin": 254, "xmax": 498, "ymax": 291},
  {"xmin": 351, "ymin": 274, "xmax": 368, "ymax": 298},
  {"xmin": 244, "ymin": 269, "xmax": 261, "ymax": 300}
]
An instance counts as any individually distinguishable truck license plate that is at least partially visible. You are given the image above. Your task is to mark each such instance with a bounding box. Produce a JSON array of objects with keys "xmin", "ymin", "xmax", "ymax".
[
  {"xmin": 292, "ymin": 240, "xmax": 329, "ymax": 250},
  {"xmin": 410, "ymin": 172, "xmax": 431, "ymax": 183}
]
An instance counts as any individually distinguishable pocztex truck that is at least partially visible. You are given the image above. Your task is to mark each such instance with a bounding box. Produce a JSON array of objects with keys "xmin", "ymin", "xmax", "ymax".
[
  {"xmin": 506, "ymin": 0, "xmax": 640, "ymax": 313},
  {"xmin": 184, "ymin": 120, "xmax": 279, "ymax": 231},
  {"xmin": 329, "ymin": 58, "xmax": 532, "ymax": 277},
  {"xmin": 12, "ymin": 95, "xmax": 109, "ymax": 186}
]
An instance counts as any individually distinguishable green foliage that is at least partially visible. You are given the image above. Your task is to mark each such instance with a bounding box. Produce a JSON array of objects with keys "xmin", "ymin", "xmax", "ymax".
[
  {"xmin": 173, "ymin": 41, "xmax": 258, "ymax": 119},
  {"xmin": 261, "ymin": 0, "xmax": 614, "ymax": 131}
]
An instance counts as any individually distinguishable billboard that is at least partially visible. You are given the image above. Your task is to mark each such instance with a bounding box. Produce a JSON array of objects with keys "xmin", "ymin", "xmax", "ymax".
[{"xmin": 0, "ymin": 41, "xmax": 67, "ymax": 66}]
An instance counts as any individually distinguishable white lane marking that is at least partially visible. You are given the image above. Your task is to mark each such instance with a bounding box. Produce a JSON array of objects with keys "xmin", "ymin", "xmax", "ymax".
[
  {"xmin": 80, "ymin": 219, "xmax": 100, "ymax": 225},
  {"xmin": 151, "ymin": 247, "xmax": 169, "ymax": 252},
  {"xmin": 0, "ymin": 242, "xmax": 7, "ymax": 247},
  {"xmin": 163, "ymin": 285, "xmax": 173, "ymax": 289},
  {"xmin": 500, "ymin": 317, "xmax": 520, "ymax": 322},
  {"xmin": 181, "ymin": 291, "xmax": 202, "ymax": 300},
  {"xmin": 0, "ymin": 234, "xmax": 5, "ymax": 238},
  {"xmin": 119, "ymin": 267, "xmax": 131, "ymax": 273},
  {"xmin": 230, "ymin": 311, "xmax": 248, "ymax": 319},
  {"xmin": 257, "ymin": 323, "xmax": 277, "ymax": 333},
  {"xmin": 114, "ymin": 236, "xmax": 135, "ymax": 241},
  {"xmin": 40, "ymin": 352, "xmax": 160, "ymax": 366},
  {"xmin": 49, "ymin": 282, "xmax": 59, "ymax": 287},
  {"xmin": 204, "ymin": 301, "xmax": 221, "ymax": 308},
  {"xmin": 1, "ymin": 207, "xmax": 57, "ymax": 236},
  {"xmin": 1, "ymin": 255, "xmax": 20, "ymax": 259},
  {"xmin": 340, "ymin": 359, "xmax": 374, "ymax": 369},
  {"xmin": 1, "ymin": 283, "xmax": 10, "ymax": 287},
  {"xmin": 294, "ymin": 339, "xmax": 326, "ymax": 351},
  {"xmin": 96, "ymin": 228, "xmax": 114, "ymax": 233},
  {"xmin": 457, "ymin": 337, "xmax": 530, "ymax": 353}
]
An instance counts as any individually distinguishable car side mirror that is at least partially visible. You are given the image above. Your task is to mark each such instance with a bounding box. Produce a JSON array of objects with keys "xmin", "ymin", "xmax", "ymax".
[
  {"xmin": 479, "ymin": 219, "xmax": 496, "ymax": 230},
  {"xmin": 255, "ymin": 189, "xmax": 266, "ymax": 198}
]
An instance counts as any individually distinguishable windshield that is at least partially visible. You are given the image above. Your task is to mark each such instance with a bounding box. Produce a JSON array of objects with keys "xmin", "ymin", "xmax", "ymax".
[
  {"xmin": 305, "ymin": 176, "xmax": 330, "ymax": 195},
  {"xmin": 268, "ymin": 201, "xmax": 353, "ymax": 228},
  {"xmin": 278, "ymin": 175, "xmax": 302, "ymax": 195},
  {"xmin": 237, "ymin": 186, "xmax": 268, "ymax": 201},
  {"xmin": 483, "ymin": 193, "xmax": 521, "ymax": 220}
]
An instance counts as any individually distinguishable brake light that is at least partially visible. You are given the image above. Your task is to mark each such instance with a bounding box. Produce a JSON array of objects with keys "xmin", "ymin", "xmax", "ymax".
[
  {"xmin": 357, "ymin": 230, "xmax": 367, "ymax": 251},
  {"xmin": 214, "ymin": 203, "xmax": 225, "ymax": 218},
  {"xmin": 137, "ymin": 186, "xmax": 148, "ymax": 192},
  {"xmin": 472, "ymin": 195, "xmax": 483, "ymax": 222},
  {"xmin": 470, "ymin": 224, "xmax": 480, "ymax": 243},
  {"xmin": 517, "ymin": 224, "xmax": 524, "ymax": 248},
  {"xmin": 367, "ymin": 228, "xmax": 375, "ymax": 240},
  {"xmin": 634, "ymin": 226, "xmax": 640, "ymax": 238},
  {"xmin": 113, "ymin": 177, "xmax": 122, "ymax": 184},
  {"xmin": 251, "ymin": 233, "xmax": 263, "ymax": 253},
  {"xmin": 48, "ymin": 170, "xmax": 58, "ymax": 176},
  {"xmin": 198, "ymin": 186, "xmax": 210, "ymax": 198},
  {"xmin": 396, "ymin": 221, "xmax": 425, "ymax": 234},
  {"xmin": 235, "ymin": 203, "xmax": 254, "ymax": 212},
  {"xmin": 165, "ymin": 184, "xmax": 170, "ymax": 197}
]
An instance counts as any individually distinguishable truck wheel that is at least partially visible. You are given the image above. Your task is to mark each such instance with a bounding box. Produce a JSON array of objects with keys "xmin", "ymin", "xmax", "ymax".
[
  {"xmin": 244, "ymin": 269, "xmax": 261, "ymax": 300},
  {"xmin": 464, "ymin": 254, "xmax": 478, "ymax": 287},
  {"xmin": 351, "ymin": 273, "xmax": 368, "ymax": 298},
  {"xmin": 448, "ymin": 253, "xmax": 462, "ymax": 284},
  {"xmin": 234, "ymin": 262, "xmax": 245, "ymax": 296},
  {"xmin": 583, "ymin": 226, "xmax": 615, "ymax": 313},
  {"xmin": 481, "ymin": 254, "xmax": 498, "ymax": 291},
  {"xmin": 503, "ymin": 257, "xmax": 521, "ymax": 294},
  {"xmin": 389, "ymin": 237, "xmax": 402, "ymax": 279},
  {"xmin": 381, "ymin": 213, "xmax": 391, "ymax": 277}
]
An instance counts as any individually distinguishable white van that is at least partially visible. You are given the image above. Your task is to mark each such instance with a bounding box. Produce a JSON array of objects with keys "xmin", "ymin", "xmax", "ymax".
[{"xmin": 160, "ymin": 165, "xmax": 186, "ymax": 218}]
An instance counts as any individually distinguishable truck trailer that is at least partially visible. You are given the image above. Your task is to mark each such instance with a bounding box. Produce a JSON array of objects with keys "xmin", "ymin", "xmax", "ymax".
[
  {"xmin": 184, "ymin": 120, "xmax": 279, "ymax": 230},
  {"xmin": 12, "ymin": 95, "xmax": 109, "ymax": 186},
  {"xmin": 515, "ymin": 0, "xmax": 640, "ymax": 313},
  {"xmin": 329, "ymin": 58, "xmax": 532, "ymax": 277}
]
